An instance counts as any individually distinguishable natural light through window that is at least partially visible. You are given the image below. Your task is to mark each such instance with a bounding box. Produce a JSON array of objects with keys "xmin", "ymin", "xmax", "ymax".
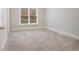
[{"xmin": 20, "ymin": 8, "xmax": 38, "ymax": 25}]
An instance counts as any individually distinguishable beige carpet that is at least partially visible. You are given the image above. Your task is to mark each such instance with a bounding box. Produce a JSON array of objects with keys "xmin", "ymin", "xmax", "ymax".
[{"xmin": 4, "ymin": 29, "xmax": 79, "ymax": 51}]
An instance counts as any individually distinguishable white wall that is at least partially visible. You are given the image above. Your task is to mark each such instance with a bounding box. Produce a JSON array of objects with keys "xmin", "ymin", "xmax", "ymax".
[
  {"xmin": 46, "ymin": 8, "xmax": 79, "ymax": 37},
  {"xmin": 10, "ymin": 8, "xmax": 45, "ymax": 31},
  {"xmin": 0, "ymin": 8, "xmax": 9, "ymax": 50},
  {"xmin": 0, "ymin": 9, "xmax": 1, "ymax": 25},
  {"xmin": 9, "ymin": 8, "xmax": 79, "ymax": 39}
]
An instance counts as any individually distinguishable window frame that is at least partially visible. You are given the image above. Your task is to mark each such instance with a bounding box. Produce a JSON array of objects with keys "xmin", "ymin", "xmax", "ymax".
[{"xmin": 20, "ymin": 8, "xmax": 38, "ymax": 25}]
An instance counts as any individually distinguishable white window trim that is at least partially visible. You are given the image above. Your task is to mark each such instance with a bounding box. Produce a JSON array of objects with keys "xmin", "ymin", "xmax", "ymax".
[{"xmin": 20, "ymin": 8, "xmax": 38, "ymax": 25}]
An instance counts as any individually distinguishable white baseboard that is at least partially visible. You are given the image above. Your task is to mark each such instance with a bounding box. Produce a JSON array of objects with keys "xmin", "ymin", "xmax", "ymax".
[
  {"xmin": 46, "ymin": 27, "xmax": 79, "ymax": 40},
  {"xmin": 10, "ymin": 26, "xmax": 45, "ymax": 32}
]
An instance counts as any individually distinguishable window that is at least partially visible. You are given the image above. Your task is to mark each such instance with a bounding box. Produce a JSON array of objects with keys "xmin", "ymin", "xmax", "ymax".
[{"xmin": 20, "ymin": 8, "xmax": 38, "ymax": 25}]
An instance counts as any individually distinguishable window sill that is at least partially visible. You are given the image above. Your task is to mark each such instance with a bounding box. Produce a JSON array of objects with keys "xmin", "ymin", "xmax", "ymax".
[{"xmin": 20, "ymin": 23, "xmax": 38, "ymax": 25}]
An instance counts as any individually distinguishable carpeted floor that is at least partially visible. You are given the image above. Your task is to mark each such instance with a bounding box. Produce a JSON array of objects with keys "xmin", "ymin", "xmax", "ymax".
[{"xmin": 4, "ymin": 29, "xmax": 79, "ymax": 51}]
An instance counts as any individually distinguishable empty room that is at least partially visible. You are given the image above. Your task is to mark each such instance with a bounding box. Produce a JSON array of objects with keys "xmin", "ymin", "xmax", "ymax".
[{"xmin": 0, "ymin": 8, "xmax": 79, "ymax": 51}]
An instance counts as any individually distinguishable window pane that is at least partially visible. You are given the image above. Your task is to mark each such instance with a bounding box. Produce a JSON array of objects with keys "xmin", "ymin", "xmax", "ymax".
[
  {"xmin": 21, "ymin": 8, "xmax": 28, "ymax": 24},
  {"xmin": 30, "ymin": 8, "xmax": 36, "ymax": 16},
  {"xmin": 21, "ymin": 8, "xmax": 28, "ymax": 16},
  {"xmin": 21, "ymin": 16, "xmax": 28, "ymax": 24},
  {"xmin": 30, "ymin": 16, "xmax": 37, "ymax": 23}
]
